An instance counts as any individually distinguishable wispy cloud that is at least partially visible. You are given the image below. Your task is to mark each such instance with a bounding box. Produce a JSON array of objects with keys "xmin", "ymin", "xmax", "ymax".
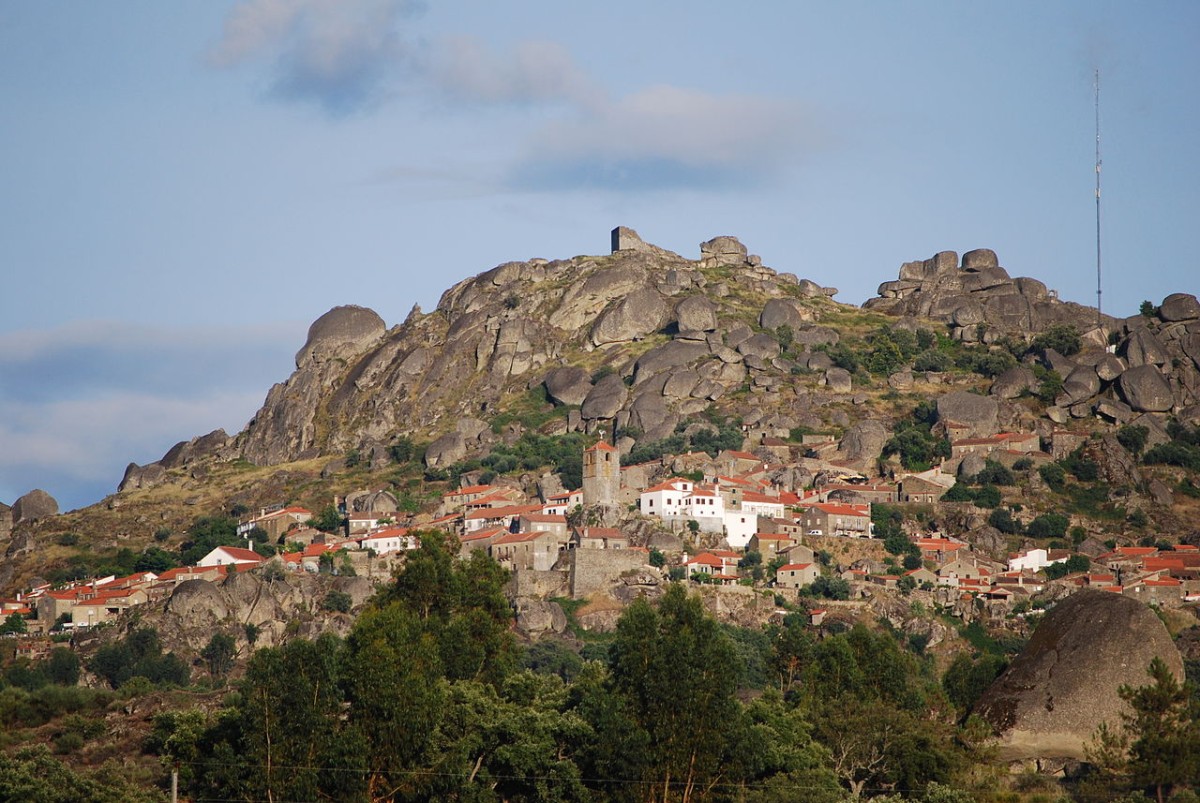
[
  {"xmin": 208, "ymin": 0, "xmax": 423, "ymax": 115},
  {"xmin": 509, "ymin": 86, "xmax": 819, "ymax": 192},
  {"xmin": 208, "ymin": 2, "xmax": 824, "ymax": 190},
  {"xmin": 427, "ymin": 35, "xmax": 606, "ymax": 109},
  {"xmin": 0, "ymin": 321, "xmax": 300, "ymax": 511}
]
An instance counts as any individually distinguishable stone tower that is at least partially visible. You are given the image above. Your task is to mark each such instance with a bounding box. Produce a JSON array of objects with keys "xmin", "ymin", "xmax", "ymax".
[{"xmin": 582, "ymin": 441, "xmax": 620, "ymax": 506}]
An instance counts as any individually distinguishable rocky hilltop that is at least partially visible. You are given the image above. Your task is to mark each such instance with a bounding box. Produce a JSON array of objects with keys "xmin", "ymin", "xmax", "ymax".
[{"xmin": 111, "ymin": 228, "xmax": 1199, "ymax": 489}]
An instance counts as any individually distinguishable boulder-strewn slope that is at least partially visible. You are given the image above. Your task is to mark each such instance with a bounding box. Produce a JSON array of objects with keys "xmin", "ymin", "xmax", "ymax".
[
  {"xmin": 234, "ymin": 228, "xmax": 841, "ymax": 468},
  {"xmin": 102, "ymin": 232, "xmax": 1199, "ymax": 495}
]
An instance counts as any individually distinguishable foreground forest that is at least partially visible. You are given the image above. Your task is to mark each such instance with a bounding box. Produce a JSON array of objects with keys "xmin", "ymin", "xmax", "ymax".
[{"xmin": 2, "ymin": 531, "xmax": 1197, "ymax": 803}]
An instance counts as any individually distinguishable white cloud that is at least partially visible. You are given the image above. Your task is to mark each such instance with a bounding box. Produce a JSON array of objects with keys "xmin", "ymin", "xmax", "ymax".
[
  {"xmin": 427, "ymin": 36, "xmax": 606, "ymax": 109},
  {"xmin": 510, "ymin": 85, "xmax": 822, "ymax": 191},
  {"xmin": 208, "ymin": 0, "xmax": 421, "ymax": 114},
  {"xmin": 0, "ymin": 320, "xmax": 300, "ymax": 510}
]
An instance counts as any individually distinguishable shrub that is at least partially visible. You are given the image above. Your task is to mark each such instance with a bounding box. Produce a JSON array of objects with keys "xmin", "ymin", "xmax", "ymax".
[
  {"xmin": 1062, "ymin": 448, "xmax": 1100, "ymax": 482},
  {"xmin": 1036, "ymin": 370, "xmax": 1064, "ymax": 404},
  {"xmin": 972, "ymin": 484, "xmax": 1002, "ymax": 509},
  {"xmin": 321, "ymin": 590, "xmax": 353, "ymax": 613},
  {"xmin": 1031, "ymin": 324, "xmax": 1082, "ymax": 357},
  {"xmin": 912, "ymin": 348, "xmax": 952, "ymax": 372},
  {"xmin": 1144, "ymin": 442, "xmax": 1200, "ymax": 472},
  {"xmin": 974, "ymin": 459, "xmax": 1015, "ymax": 486},
  {"xmin": 1026, "ymin": 513, "xmax": 1069, "ymax": 539},
  {"xmin": 988, "ymin": 508, "xmax": 1021, "ymax": 534},
  {"xmin": 1117, "ymin": 424, "xmax": 1149, "ymax": 456},
  {"xmin": 1039, "ymin": 462, "xmax": 1066, "ymax": 492},
  {"xmin": 806, "ymin": 576, "xmax": 850, "ymax": 600}
]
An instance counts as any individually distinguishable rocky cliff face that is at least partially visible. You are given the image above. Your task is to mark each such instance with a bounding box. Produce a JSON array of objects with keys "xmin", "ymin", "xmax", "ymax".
[
  {"xmin": 230, "ymin": 228, "xmax": 839, "ymax": 468},
  {"xmin": 112, "ymin": 231, "xmax": 1198, "ymax": 488}
]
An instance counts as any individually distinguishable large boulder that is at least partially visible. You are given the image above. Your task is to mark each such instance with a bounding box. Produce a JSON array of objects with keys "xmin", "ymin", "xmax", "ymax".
[
  {"xmin": 296, "ymin": 305, "xmax": 386, "ymax": 368},
  {"xmin": 759, "ymin": 298, "xmax": 807, "ymax": 331},
  {"xmin": 118, "ymin": 462, "xmax": 168, "ymax": 493},
  {"xmin": 699, "ymin": 235, "xmax": 748, "ymax": 267},
  {"xmin": 936, "ymin": 391, "xmax": 999, "ymax": 438},
  {"xmin": 1123, "ymin": 328, "xmax": 1169, "ymax": 368},
  {"xmin": 1158, "ymin": 292, "xmax": 1200, "ymax": 322},
  {"xmin": 160, "ymin": 429, "xmax": 231, "ymax": 469},
  {"xmin": 837, "ymin": 419, "xmax": 890, "ymax": 466},
  {"xmin": 674, "ymin": 295, "xmax": 719, "ymax": 332},
  {"xmin": 424, "ymin": 432, "xmax": 467, "ymax": 468},
  {"xmin": 962, "ymin": 248, "xmax": 999, "ymax": 270},
  {"xmin": 591, "ymin": 288, "xmax": 668, "ymax": 345},
  {"xmin": 581, "ymin": 373, "xmax": 629, "ymax": 420},
  {"xmin": 1117, "ymin": 365, "xmax": 1174, "ymax": 412},
  {"xmin": 633, "ymin": 341, "xmax": 710, "ymax": 382},
  {"xmin": 990, "ymin": 366, "xmax": 1037, "ymax": 400},
  {"xmin": 974, "ymin": 590, "xmax": 1183, "ymax": 761},
  {"xmin": 12, "ymin": 489, "xmax": 58, "ymax": 523},
  {"xmin": 544, "ymin": 366, "xmax": 593, "ymax": 407}
]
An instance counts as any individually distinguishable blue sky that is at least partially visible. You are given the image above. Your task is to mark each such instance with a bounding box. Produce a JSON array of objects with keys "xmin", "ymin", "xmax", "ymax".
[{"xmin": 1, "ymin": 1, "xmax": 1197, "ymax": 511}]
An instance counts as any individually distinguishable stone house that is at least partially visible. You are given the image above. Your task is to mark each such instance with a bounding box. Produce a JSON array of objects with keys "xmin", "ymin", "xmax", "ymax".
[
  {"xmin": 458, "ymin": 527, "xmax": 508, "ymax": 557},
  {"xmin": 518, "ymin": 512, "xmax": 569, "ymax": 540},
  {"xmin": 775, "ymin": 562, "xmax": 820, "ymax": 589},
  {"xmin": 748, "ymin": 533, "xmax": 797, "ymax": 559},
  {"xmin": 796, "ymin": 503, "xmax": 871, "ymax": 537},
  {"xmin": 573, "ymin": 527, "xmax": 629, "ymax": 550},
  {"xmin": 897, "ymin": 475, "xmax": 950, "ymax": 504},
  {"xmin": 781, "ymin": 543, "xmax": 816, "ymax": 566},
  {"xmin": 237, "ymin": 505, "xmax": 314, "ymax": 541},
  {"xmin": 490, "ymin": 530, "xmax": 568, "ymax": 571}
]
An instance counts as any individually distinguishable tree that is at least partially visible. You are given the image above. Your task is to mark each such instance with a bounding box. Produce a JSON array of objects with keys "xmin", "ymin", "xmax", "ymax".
[
  {"xmin": 321, "ymin": 589, "xmax": 353, "ymax": 613},
  {"xmin": 220, "ymin": 634, "xmax": 362, "ymax": 802},
  {"xmin": 178, "ymin": 515, "xmax": 241, "ymax": 566},
  {"xmin": 1118, "ymin": 657, "xmax": 1200, "ymax": 802},
  {"xmin": 987, "ymin": 508, "xmax": 1021, "ymax": 534},
  {"xmin": 609, "ymin": 585, "xmax": 743, "ymax": 801},
  {"xmin": 45, "ymin": 647, "xmax": 81, "ymax": 686},
  {"xmin": 1, "ymin": 612, "xmax": 28, "ymax": 635},
  {"xmin": 201, "ymin": 632, "xmax": 236, "ymax": 679},
  {"xmin": 307, "ymin": 504, "xmax": 344, "ymax": 534},
  {"xmin": 342, "ymin": 603, "xmax": 444, "ymax": 799}
]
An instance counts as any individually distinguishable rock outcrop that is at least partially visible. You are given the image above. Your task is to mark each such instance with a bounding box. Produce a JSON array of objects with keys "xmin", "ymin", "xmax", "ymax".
[
  {"xmin": 137, "ymin": 229, "xmax": 1193, "ymax": 481},
  {"xmin": 12, "ymin": 489, "xmax": 58, "ymax": 523},
  {"xmin": 864, "ymin": 249, "xmax": 1118, "ymax": 343},
  {"xmin": 974, "ymin": 590, "xmax": 1184, "ymax": 761}
]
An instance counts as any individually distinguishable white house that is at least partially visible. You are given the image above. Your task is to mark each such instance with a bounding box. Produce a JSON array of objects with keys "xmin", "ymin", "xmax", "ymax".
[
  {"xmin": 542, "ymin": 489, "xmax": 583, "ymax": 516},
  {"xmin": 723, "ymin": 511, "xmax": 758, "ymax": 548},
  {"xmin": 197, "ymin": 546, "xmax": 265, "ymax": 569},
  {"xmin": 639, "ymin": 478, "xmax": 695, "ymax": 518},
  {"xmin": 724, "ymin": 491, "xmax": 787, "ymax": 547},
  {"xmin": 1008, "ymin": 547, "xmax": 1071, "ymax": 573},
  {"xmin": 358, "ymin": 526, "xmax": 418, "ymax": 556},
  {"xmin": 680, "ymin": 486, "xmax": 726, "ymax": 533}
]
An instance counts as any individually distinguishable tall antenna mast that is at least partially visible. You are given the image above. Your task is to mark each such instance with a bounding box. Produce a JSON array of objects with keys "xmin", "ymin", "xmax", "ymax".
[{"xmin": 1094, "ymin": 69, "xmax": 1103, "ymax": 319}]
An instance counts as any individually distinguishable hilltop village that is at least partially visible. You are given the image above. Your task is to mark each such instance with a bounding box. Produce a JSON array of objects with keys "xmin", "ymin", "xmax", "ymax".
[
  {"xmin": 7, "ymin": 426, "xmax": 1197, "ymax": 639},
  {"xmin": 2, "ymin": 230, "xmax": 1199, "ymax": 801}
]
